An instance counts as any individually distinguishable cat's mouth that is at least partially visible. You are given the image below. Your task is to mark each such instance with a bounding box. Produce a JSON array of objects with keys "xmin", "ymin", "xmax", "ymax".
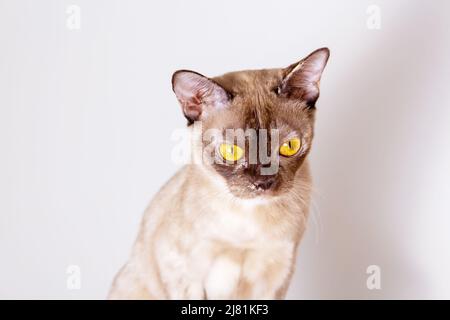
[
  {"xmin": 227, "ymin": 180, "xmax": 279, "ymax": 199},
  {"xmin": 249, "ymin": 175, "xmax": 277, "ymax": 193},
  {"xmin": 250, "ymin": 181, "xmax": 275, "ymax": 192}
]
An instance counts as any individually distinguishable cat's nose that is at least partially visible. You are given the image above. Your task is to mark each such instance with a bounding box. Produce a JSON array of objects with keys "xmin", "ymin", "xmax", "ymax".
[{"xmin": 253, "ymin": 177, "xmax": 275, "ymax": 191}]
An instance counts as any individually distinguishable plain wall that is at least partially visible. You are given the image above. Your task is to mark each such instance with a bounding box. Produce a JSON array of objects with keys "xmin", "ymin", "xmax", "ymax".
[{"xmin": 1, "ymin": 0, "xmax": 450, "ymax": 299}]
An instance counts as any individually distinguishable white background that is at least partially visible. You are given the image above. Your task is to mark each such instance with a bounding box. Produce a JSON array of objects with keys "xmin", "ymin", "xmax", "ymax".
[{"xmin": 1, "ymin": 0, "xmax": 450, "ymax": 299}]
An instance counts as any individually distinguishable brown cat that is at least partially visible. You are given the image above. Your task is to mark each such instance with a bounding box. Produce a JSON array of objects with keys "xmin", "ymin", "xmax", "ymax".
[{"xmin": 109, "ymin": 48, "xmax": 330, "ymax": 299}]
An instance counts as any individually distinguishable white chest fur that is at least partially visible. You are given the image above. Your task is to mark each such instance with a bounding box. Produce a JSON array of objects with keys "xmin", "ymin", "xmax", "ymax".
[
  {"xmin": 202, "ymin": 203, "xmax": 264, "ymax": 245},
  {"xmin": 155, "ymin": 198, "xmax": 295, "ymax": 299}
]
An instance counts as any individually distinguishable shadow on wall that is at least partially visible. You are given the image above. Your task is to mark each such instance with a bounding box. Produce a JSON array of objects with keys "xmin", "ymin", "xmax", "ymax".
[{"xmin": 287, "ymin": 1, "xmax": 448, "ymax": 299}]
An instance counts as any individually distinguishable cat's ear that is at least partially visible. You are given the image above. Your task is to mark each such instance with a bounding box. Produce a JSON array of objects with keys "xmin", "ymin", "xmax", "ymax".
[
  {"xmin": 279, "ymin": 48, "xmax": 330, "ymax": 107},
  {"xmin": 172, "ymin": 70, "xmax": 230, "ymax": 124}
]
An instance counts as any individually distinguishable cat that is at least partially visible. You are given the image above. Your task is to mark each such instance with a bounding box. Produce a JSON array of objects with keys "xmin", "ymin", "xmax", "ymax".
[{"xmin": 108, "ymin": 48, "xmax": 330, "ymax": 299}]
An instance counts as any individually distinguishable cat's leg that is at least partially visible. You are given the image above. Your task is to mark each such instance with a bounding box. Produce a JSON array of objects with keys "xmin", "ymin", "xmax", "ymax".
[
  {"xmin": 184, "ymin": 282, "xmax": 205, "ymax": 299},
  {"xmin": 156, "ymin": 240, "xmax": 209, "ymax": 299},
  {"xmin": 108, "ymin": 263, "xmax": 156, "ymax": 300},
  {"xmin": 204, "ymin": 254, "xmax": 242, "ymax": 299},
  {"xmin": 236, "ymin": 247, "xmax": 294, "ymax": 299}
]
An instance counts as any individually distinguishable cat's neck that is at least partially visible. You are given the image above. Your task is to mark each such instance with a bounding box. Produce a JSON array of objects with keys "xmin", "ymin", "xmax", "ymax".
[{"xmin": 182, "ymin": 163, "xmax": 309, "ymax": 241}]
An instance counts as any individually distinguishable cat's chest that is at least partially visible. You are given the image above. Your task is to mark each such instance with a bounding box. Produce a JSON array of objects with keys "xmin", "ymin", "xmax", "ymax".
[{"xmin": 197, "ymin": 200, "xmax": 274, "ymax": 247}]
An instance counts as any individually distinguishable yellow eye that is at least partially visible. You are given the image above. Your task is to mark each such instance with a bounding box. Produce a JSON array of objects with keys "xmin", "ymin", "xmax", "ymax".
[
  {"xmin": 219, "ymin": 143, "xmax": 244, "ymax": 162},
  {"xmin": 279, "ymin": 138, "xmax": 301, "ymax": 157}
]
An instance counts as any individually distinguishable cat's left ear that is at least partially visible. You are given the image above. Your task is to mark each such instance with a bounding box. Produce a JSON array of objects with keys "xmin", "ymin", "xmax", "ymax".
[
  {"xmin": 172, "ymin": 70, "xmax": 230, "ymax": 124},
  {"xmin": 279, "ymin": 47, "xmax": 330, "ymax": 107}
]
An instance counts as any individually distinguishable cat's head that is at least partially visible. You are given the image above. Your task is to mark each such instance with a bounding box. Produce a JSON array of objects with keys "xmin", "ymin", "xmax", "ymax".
[{"xmin": 172, "ymin": 48, "xmax": 329, "ymax": 199}]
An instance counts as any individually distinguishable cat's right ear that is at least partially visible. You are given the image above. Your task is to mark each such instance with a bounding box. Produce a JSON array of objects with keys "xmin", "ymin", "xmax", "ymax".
[{"xmin": 172, "ymin": 70, "xmax": 230, "ymax": 125}]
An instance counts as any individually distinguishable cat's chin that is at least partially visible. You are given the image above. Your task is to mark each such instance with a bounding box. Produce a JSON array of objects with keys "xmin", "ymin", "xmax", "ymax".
[
  {"xmin": 228, "ymin": 188, "xmax": 278, "ymax": 203},
  {"xmin": 232, "ymin": 195, "xmax": 275, "ymax": 207}
]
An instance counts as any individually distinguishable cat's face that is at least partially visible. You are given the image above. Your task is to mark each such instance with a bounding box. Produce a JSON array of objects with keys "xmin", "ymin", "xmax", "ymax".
[{"xmin": 172, "ymin": 48, "xmax": 329, "ymax": 199}]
